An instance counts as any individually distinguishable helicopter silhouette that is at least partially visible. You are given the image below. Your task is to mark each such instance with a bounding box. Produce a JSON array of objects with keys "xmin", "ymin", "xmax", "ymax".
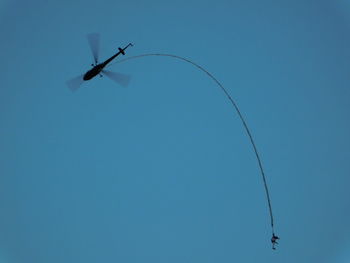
[{"xmin": 66, "ymin": 33, "xmax": 133, "ymax": 92}]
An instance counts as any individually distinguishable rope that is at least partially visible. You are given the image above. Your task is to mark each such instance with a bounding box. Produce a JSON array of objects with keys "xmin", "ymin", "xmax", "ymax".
[{"xmin": 112, "ymin": 53, "xmax": 277, "ymax": 236}]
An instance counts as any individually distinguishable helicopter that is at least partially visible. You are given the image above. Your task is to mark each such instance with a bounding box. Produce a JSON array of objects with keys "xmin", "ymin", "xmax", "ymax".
[{"xmin": 66, "ymin": 33, "xmax": 133, "ymax": 92}]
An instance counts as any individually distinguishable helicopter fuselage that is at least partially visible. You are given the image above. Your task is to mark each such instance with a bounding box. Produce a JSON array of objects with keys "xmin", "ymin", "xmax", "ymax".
[
  {"xmin": 83, "ymin": 64, "xmax": 104, "ymax": 80},
  {"xmin": 83, "ymin": 44, "xmax": 133, "ymax": 81}
]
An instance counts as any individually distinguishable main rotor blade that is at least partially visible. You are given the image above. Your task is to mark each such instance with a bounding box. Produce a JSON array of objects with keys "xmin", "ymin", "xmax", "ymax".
[
  {"xmin": 66, "ymin": 74, "xmax": 84, "ymax": 92},
  {"xmin": 87, "ymin": 33, "xmax": 100, "ymax": 64},
  {"xmin": 102, "ymin": 70, "xmax": 131, "ymax": 87}
]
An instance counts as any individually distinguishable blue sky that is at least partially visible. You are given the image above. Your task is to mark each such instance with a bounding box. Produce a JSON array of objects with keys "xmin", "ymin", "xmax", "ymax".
[{"xmin": 1, "ymin": 0, "xmax": 350, "ymax": 262}]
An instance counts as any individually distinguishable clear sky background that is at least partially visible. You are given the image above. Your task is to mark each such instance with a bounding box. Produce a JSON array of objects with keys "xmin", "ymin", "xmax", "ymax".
[{"xmin": 1, "ymin": 0, "xmax": 350, "ymax": 262}]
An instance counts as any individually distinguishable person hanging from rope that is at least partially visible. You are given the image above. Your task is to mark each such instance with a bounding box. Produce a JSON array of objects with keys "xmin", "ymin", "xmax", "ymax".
[{"xmin": 271, "ymin": 233, "xmax": 280, "ymax": 250}]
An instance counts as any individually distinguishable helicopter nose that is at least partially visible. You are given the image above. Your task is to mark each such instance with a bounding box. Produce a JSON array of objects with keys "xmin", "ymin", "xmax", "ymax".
[{"xmin": 83, "ymin": 71, "xmax": 91, "ymax": 81}]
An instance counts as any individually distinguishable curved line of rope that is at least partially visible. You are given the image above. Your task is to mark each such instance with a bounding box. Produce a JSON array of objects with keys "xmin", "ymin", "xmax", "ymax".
[{"xmin": 112, "ymin": 53, "xmax": 276, "ymax": 234}]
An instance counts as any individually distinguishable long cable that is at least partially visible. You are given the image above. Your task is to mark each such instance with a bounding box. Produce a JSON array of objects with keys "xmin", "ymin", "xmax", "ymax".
[{"xmin": 112, "ymin": 53, "xmax": 276, "ymax": 236}]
